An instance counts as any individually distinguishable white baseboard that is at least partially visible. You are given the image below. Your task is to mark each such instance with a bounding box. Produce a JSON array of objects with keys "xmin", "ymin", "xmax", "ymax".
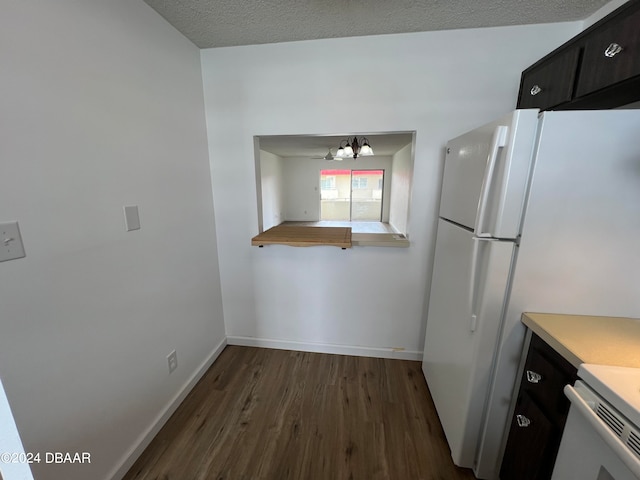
[
  {"xmin": 107, "ymin": 336, "xmax": 228, "ymax": 480},
  {"xmin": 227, "ymin": 336, "xmax": 422, "ymax": 361}
]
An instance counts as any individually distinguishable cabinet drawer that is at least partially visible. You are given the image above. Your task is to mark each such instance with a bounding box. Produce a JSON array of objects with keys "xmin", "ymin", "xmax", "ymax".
[
  {"xmin": 518, "ymin": 48, "xmax": 580, "ymax": 110},
  {"xmin": 576, "ymin": 5, "xmax": 640, "ymax": 97},
  {"xmin": 521, "ymin": 341, "xmax": 574, "ymax": 423},
  {"xmin": 500, "ymin": 392, "xmax": 556, "ymax": 480},
  {"xmin": 500, "ymin": 333, "xmax": 578, "ymax": 480}
]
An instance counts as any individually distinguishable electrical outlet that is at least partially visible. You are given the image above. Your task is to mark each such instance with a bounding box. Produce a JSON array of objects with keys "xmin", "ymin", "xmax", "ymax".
[
  {"xmin": 0, "ymin": 221, "xmax": 26, "ymax": 262},
  {"xmin": 167, "ymin": 350, "xmax": 177, "ymax": 374}
]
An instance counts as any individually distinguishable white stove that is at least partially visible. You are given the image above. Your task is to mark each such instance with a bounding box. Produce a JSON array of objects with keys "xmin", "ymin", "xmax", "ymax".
[
  {"xmin": 580, "ymin": 364, "xmax": 640, "ymax": 436},
  {"xmin": 552, "ymin": 364, "xmax": 640, "ymax": 480}
]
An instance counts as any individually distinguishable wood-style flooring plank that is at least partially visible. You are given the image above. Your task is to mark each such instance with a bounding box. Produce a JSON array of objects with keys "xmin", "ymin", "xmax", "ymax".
[{"xmin": 123, "ymin": 346, "xmax": 476, "ymax": 480}]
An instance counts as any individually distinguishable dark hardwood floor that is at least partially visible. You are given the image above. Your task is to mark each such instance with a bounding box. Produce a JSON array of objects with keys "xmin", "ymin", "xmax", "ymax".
[{"xmin": 123, "ymin": 346, "xmax": 476, "ymax": 480}]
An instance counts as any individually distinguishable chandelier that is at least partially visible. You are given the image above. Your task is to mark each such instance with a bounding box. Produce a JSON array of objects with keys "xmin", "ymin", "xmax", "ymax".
[{"xmin": 335, "ymin": 136, "xmax": 374, "ymax": 159}]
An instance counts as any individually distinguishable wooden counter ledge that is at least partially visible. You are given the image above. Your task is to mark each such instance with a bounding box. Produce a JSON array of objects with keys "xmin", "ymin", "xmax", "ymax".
[{"xmin": 251, "ymin": 225, "xmax": 352, "ymax": 248}]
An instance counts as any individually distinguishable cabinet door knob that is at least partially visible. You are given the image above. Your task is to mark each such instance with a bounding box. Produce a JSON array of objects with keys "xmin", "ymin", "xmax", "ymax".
[
  {"xmin": 516, "ymin": 414, "xmax": 531, "ymax": 428},
  {"xmin": 530, "ymin": 85, "xmax": 542, "ymax": 96},
  {"xmin": 526, "ymin": 370, "xmax": 543, "ymax": 384},
  {"xmin": 604, "ymin": 43, "xmax": 623, "ymax": 58}
]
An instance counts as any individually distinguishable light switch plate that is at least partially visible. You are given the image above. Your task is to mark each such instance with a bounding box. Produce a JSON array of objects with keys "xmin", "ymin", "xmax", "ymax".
[
  {"xmin": 123, "ymin": 205, "xmax": 140, "ymax": 231},
  {"xmin": 0, "ymin": 222, "xmax": 26, "ymax": 262}
]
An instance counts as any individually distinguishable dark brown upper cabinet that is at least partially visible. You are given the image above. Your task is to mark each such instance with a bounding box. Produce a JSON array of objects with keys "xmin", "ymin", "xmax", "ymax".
[
  {"xmin": 518, "ymin": 48, "xmax": 580, "ymax": 110},
  {"xmin": 576, "ymin": 5, "xmax": 640, "ymax": 97},
  {"xmin": 517, "ymin": 0, "xmax": 640, "ymax": 110}
]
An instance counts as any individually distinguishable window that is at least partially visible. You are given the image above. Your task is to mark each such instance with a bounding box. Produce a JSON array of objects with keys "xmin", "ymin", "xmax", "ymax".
[
  {"xmin": 320, "ymin": 176, "xmax": 336, "ymax": 190},
  {"xmin": 320, "ymin": 169, "xmax": 383, "ymax": 221},
  {"xmin": 352, "ymin": 177, "xmax": 368, "ymax": 189},
  {"xmin": 256, "ymin": 131, "xmax": 415, "ymax": 239}
]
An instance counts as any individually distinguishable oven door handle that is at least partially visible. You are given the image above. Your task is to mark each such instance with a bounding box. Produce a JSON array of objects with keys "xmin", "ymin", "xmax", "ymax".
[{"xmin": 564, "ymin": 385, "xmax": 640, "ymax": 477}]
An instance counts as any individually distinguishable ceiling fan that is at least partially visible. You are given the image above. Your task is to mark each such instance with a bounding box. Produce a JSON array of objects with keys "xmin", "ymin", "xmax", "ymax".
[{"xmin": 311, "ymin": 149, "xmax": 341, "ymax": 161}]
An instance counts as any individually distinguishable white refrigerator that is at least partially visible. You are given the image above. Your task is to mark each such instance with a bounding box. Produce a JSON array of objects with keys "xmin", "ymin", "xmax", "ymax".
[{"xmin": 422, "ymin": 109, "xmax": 640, "ymax": 479}]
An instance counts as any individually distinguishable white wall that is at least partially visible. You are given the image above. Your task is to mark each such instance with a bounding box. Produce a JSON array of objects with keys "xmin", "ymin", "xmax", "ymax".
[
  {"xmin": 282, "ymin": 156, "xmax": 393, "ymax": 222},
  {"xmin": 282, "ymin": 157, "xmax": 321, "ymax": 221},
  {"xmin": 259, "ymin": 150, "xmax": 285, "ymax": 229},
  {"xmin": 201, "ymin": 22, "xmax": 581, "ymax": 358},
  {"xmin": 389, "ymin": 143, "xmax": 414, "ymax": 234},
  {"xmin": 0, "ymin": 2, "xmax": 225, "ymax": 480}
]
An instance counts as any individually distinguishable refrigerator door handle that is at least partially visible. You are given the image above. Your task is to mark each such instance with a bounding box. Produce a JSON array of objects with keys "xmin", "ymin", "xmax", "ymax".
[
  {"xmin": 474, "ymin": 126, "xmax": 508, "ymax": 238},
  {"xmin": 469, "ymin": 236, "xmax": 495, "ymax": 332},
  {"xmin": 469, "ymin": 237, "xmax": 504, "ymax": 332},
  {"xmin": 469, "ymin": 237, "xmax": 481, "ymax": 332}
]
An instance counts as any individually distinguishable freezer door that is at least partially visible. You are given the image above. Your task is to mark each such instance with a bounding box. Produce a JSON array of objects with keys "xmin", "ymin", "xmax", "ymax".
[
  {"xmin": 439, "ymin": 109, "xmax": 539, "ymax": 238},
  {"xmin": 422, "ymin": 219, "xmax": 514, "ymax": 468}
]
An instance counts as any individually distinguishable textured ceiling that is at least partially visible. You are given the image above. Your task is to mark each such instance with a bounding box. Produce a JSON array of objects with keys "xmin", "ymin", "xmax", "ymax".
[{"xmin": 143, "ymin": 0, "xmax": 611, "ymax": 48}]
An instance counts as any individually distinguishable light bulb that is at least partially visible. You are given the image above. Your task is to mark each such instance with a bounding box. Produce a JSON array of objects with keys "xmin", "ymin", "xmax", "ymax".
[
  {"xmin": 360, "ymin": 143, "xmax": 373, "ymax": 156},
  {"xmin": 344, "ymin": 144, "xmax": 354, "ymax": 157}
]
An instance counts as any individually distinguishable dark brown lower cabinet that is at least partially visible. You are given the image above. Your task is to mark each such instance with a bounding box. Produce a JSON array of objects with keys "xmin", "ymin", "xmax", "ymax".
[
  {"xmin": 500, "ymin": 392, "xmax": 556, "ymax": 480},
  {"xmin": 500, "ymin": 333, "xmax": 578, "ymax": 480}
]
